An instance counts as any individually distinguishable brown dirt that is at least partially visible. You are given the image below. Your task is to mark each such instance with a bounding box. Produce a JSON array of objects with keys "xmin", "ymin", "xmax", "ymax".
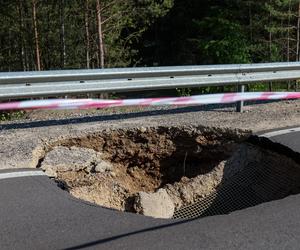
[
  {"xmin": 37, "ymin": 125, "xmax": 300, "ymax": 219},
  {"xmin": 41, "ymin": 126, "xmax": 249, "ymax": 212}
]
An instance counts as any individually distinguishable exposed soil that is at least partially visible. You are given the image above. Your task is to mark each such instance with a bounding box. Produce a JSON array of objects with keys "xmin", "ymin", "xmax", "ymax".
[
  {"xmin": 37, "ymin": 126, "xmax": 300, "ymax": 219},
  {"xmin": 39, "ymin": 127, "xmax": 248, "ymax": 214}
]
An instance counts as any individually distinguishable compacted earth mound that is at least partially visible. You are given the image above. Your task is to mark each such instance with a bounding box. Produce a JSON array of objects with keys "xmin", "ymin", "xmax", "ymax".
[{"xmin": 37, "ymin": 126, "xmax": 300, "ymax": 219}]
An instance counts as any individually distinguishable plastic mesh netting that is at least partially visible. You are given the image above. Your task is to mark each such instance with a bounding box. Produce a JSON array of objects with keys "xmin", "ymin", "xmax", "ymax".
[{"xmin": 173, "ymin": 161, "xmax": 300, "ymax": 219}]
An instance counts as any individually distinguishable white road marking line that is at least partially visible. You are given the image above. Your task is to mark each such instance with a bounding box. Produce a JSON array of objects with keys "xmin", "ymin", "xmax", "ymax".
[
  {"xmin": 261, "ymin": 127, "xmax": 300, "ymax": 138},
  {"xmin": 0, "ymin": 171, "xmax": 46, "ymax": 180}
]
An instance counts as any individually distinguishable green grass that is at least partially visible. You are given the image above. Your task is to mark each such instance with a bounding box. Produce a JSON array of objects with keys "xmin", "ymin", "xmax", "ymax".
[{"xmin": 0, "ymin": 111, "xmax": 26, "ymax": 121}]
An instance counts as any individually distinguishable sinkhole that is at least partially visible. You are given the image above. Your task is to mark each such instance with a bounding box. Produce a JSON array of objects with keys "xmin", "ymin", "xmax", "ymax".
[{"xmin": 37, "ymin": 126, "xmax": 300, "ymax": 219}]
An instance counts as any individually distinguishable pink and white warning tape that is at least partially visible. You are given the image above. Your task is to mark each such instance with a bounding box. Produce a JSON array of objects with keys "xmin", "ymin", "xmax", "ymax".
[{"xmin": 0, "ymin": 92, "xmax": 300, "ymax": 111}]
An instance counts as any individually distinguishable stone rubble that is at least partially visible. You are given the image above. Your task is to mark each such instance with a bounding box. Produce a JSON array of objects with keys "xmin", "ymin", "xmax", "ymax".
[
  {"xmin": 41, "ymin": 146, "xmax": 113, "ymax": 177},
  {"xmin": 133, "ymin": 189, "xmax": 175, "ymax": 219}
]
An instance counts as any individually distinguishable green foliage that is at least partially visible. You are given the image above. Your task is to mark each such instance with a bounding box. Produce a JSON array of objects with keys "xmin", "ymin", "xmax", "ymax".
[
  {"xmin": 0, "ymin": 111, "xmax": 25, "ymax": 121},
  {"xmin": 192, "ymin": 17, "xmax": 251, "ymax": 64},
  {"xmin": 176, "ymin": 88, "xmax": 192, "ymax": 97},
  {"xmin": 0, "ymin": 0, "xmax": 174, "ymax": 71},
  {"xmin": 0, "ymin": 0, "xmax": 300, "ymax": 95}
]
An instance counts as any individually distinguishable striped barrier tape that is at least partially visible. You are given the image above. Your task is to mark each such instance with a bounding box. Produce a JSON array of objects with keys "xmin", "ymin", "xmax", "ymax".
[{"xmin": 0, "ymin": 92, "xmax": 300, "ymax": 111}]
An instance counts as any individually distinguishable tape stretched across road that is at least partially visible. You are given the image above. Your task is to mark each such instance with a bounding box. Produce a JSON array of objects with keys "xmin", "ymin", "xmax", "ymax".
[{"xmin": 0, "ymin": 92, "xmax": 300, "ymax": 111}]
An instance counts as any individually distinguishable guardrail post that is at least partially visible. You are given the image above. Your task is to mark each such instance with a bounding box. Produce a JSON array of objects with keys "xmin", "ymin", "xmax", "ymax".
[{"xmin": 236, "ymin": 85, "xmax": 245, "ymax": 113}]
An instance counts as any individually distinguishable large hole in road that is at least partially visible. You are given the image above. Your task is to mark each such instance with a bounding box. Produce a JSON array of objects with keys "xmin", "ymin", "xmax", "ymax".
[{"xmin": 38, "ymin": 126, "xmax": 300, "ymax": 219}]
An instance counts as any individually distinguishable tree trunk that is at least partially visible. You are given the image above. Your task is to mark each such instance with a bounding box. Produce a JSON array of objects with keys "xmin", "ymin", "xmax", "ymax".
[
  {"xmin": 32, "ymin": 0, "xmax": 41, "ymax": 71},
  {"xmin": 295, "ymin": 2, "xmax": 300, "ymax": 92},
  {"xmin": 297, "ymin": 2, "xmax": 300, "ymax": 61},
  {"xmin": 96, "ymin": 0, "xmax": 105, "ymax": 68},
  {"xmin": 18, "ymin": 0, "xmax": 27, "ymax": 71},
  {"xmin": 85, "ymin": 0, "xmax": 91, "ymax": 69},
  {"xmin": 269, "ymin": 0, "xmax": 273, "ymax": 91},
  {"xmin": 248, "ymin": 1, "xmax": 253, "ymax": 42},
  {"xmin": 287, "ymin": 0, "xmax": 291, "ymax": 63},
  {"xmin": 287, "ymin": 0, "xmax": 291, "ymax": 90},
  {"xmin": 22, "ymin": 0, "xmax": 31, "ymax": 70},
  {"xmin": 8, "ymin": 30, "xmax": 11, "ymax": 72},
  {"xmin": 60, "ymin": 0, "xmax": 66, "ymax": 68}
]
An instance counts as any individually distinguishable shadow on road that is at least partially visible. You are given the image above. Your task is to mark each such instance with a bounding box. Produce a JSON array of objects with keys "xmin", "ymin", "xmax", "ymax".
[
  {"xmin": 0, "ymin": 100, "xmax": 281, "ymax": 131},
  {"xmin": 0, "ymin": 104, "xmax": 235, "ymax": 131},
  {"xmin": 63, "ymin": 217, "xmax": 198, "ymax": 250}
]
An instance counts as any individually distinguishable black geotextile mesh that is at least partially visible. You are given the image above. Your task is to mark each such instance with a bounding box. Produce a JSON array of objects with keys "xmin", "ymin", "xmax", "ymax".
[{"xmin": 173, "ymin": 161, "xmax": 299, "ymax": 220}]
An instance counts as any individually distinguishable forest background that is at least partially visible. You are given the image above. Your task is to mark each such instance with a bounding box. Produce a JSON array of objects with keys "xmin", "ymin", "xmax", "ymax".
[{"xmin": 1, "ymin": 0, "xmax": 300, "ymax": 94}]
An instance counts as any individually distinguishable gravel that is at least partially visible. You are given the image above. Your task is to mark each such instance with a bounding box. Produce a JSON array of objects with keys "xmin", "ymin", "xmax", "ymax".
[{"xmin": 0, "ymin": 100, "xmax": 300, "ymax": 170}]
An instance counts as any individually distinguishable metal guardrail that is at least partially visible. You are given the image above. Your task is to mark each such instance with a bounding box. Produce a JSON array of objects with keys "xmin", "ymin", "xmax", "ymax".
[{"xmin": 1, "ymin": 62, "xmax": 300, "ymax": 112}]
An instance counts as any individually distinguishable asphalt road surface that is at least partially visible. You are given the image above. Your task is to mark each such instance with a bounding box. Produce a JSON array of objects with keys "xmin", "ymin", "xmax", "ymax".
[
  {"xmin": 262, "ymin": 127, "xmax": 300, "ymax": 154},
  {"xmin": 1, "ymin": 128, "xmax": 300, "ymax": 250}
]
